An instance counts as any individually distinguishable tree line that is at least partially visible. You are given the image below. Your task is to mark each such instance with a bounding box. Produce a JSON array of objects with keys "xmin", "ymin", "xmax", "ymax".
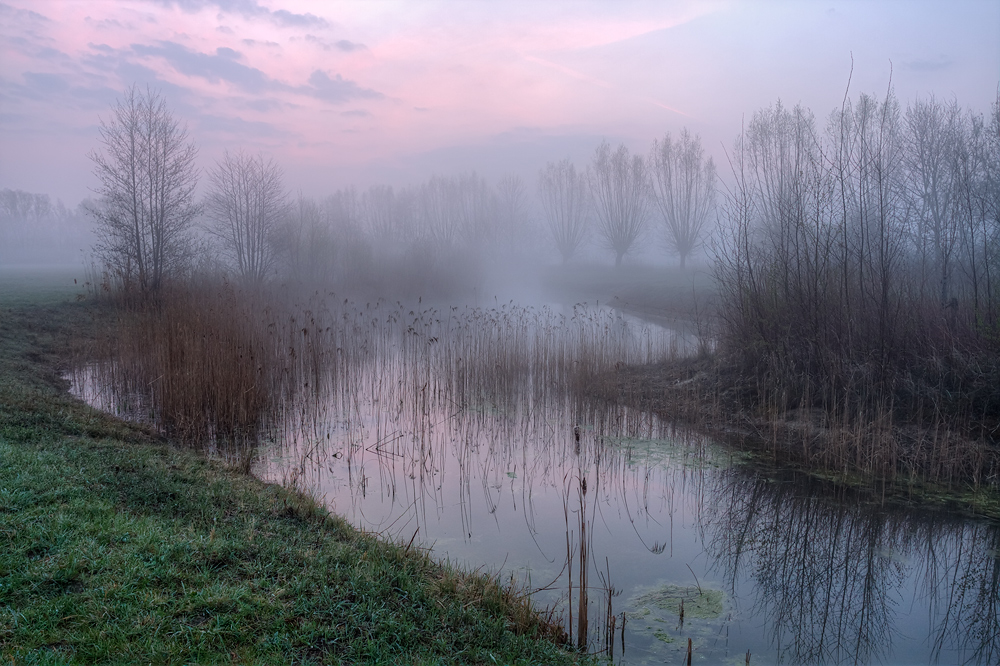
[
  {"xmin": 77, "ymin": 82, "xmax": 1000, "ymax": 322},
  {"xmin": 714, "ymin": 84, "xmax": 1000, "ymax": 461},
  {"xmin": 84, "ymin": 86, "xmax": 717, "ymax": 296},
  {"xmin": 0, "ymin": 188, "xmax": 91, "ymax": 265}
]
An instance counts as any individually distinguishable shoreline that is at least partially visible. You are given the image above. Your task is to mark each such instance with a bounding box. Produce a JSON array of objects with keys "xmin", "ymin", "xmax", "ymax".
[
  {"xmin": 0, "ymin": 285, "xmax": 584, "ymax": 665},
  {"xmin": 604, "ymin": 356, "xmax": 1000, "ymax": 521}
]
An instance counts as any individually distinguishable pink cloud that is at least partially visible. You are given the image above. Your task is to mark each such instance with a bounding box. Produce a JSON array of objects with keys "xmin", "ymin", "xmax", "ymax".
[{"xmin": 1, "ymin": 0, "xmax": 997, "ymax": 203}]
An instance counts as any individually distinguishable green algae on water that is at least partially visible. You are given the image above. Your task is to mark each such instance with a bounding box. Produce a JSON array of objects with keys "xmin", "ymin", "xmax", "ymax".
[{"xmin": 632, "ymin": 584, "xmax": 724, "ymax": 619}]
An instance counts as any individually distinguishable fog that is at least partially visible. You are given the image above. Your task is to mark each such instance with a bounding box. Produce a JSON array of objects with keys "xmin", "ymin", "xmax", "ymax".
[{"xmin": 7, "ymin": 5, "xmax": 1000, "ymax": 663}]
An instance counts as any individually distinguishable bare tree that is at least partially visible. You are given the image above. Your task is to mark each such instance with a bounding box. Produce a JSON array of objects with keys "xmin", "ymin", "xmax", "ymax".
[
  {"xmin": 416, "ymin": 173, "xmax": 493, "ymax": 251},
  {"xmin": 649, "ymin": 129, "xmax": 717, "ymax": 267},
  {"xmin": 588, "ymin": 142, "xmax": 650, "ymax": 266},
  {"xmin": 494, "ymin": 174, "xmax": 530, "ymax": 256},
  {"xmin": 275, "ymin": 194, "xmax": 337, "ymax": 284},
  {"xmin": 88, "ymin": 85, "xmax": 199, "ymax": 294},
  {"xmin": 829, "ymin": 88, "xmax": 907, "ymax": 373},
  {"xmin": 417, "ymin": 175, "xmax": 462, "ymax": 248},
  {"xmin": 205, "ymin": 150, "xmax": 287, "ymax": 284},
  {"xmin": 538, "ymin": 159, "xmax": 590, "ymax": 263},
  {"xmin": 904, "ymin": 95, "xmax": 964, "ymax": 306},
  {"xmin": 360, "ymin": 184, "xmax": 398, "ymax": 245}
]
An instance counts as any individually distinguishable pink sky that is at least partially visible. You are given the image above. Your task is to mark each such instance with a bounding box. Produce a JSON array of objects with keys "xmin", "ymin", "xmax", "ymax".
[{"xmin": 1, "ymin": 0, "xmax": 998, "ymax": 204}]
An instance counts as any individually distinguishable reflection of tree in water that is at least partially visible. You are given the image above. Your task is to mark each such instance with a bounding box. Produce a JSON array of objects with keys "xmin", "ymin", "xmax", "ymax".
[
  {"xmin": 704, "ymin": 470, "xmax": 1000, "ymax": 664},
  {"xmin": 923, "ymin": 519, "xmax": 1000, "ymax": 665}
]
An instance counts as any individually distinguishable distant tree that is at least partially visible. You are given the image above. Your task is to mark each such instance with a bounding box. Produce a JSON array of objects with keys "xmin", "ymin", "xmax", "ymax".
[
  {"xmin": 324, "ymin": 186, "xmax": 361, "ymax": 233},
  {"xmin": 453, "ymin": 172, "xmax": 495, "ymax": 249},
  {"xmin": 416, "ymin": 173, "xmax": 492, "ymax": 250},
  {"xmin": 588, "ymin": 142, "xmax": 650, "ymax": 266},
  {"xmin": 0, "ymin": 189, "xmax": 52, "ymax": 225},
  {"xmin": 205, "ymin": 150, "xmax": 287, "ymax": 284},
  {"xmin": 0, "ymin": 189, "xmax": 50, "ymax": 247},
  {"xmin": 494, "ymin": 174, "xmax": 530, "ymax": 255},
  {"xmin": 649, "ymin": 129, "xmax": 717, "ymax": 267},
  {"xmin": 537, "ymin": 159, "xmax": 590, "ymax": 263},
  {"xmin": 416, "ymin": 176, "xmax": 460, "ymax": 248},
  {"xmin": 276, "ymin": 194, "xmax": 337, "ymax": 284},
  {"xmin": 360, "ymin": 184, "xmax": 397, "ymax": 244},
  {"xmin": 88, "ymin": 85, "xmax": 199, "ymax": 294}
]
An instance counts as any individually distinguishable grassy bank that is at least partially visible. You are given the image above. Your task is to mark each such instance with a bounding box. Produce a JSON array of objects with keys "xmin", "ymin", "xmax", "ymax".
[{"xmin": 0, "ymin": 279, "xmax": 580, "ymax": 665}]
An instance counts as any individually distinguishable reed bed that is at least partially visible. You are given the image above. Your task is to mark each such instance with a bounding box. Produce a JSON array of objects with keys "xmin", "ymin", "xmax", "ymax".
[
  {"xmin": 70, "ymin": 279, "xmax": 1000, "ymax": 661},
  {"xmin": 76, "ymin": 282, "xmax": 283, "ymax": 456},
  {"xmin": 71, "ymin": 281, "xmax": 689, "ymax": 655}
]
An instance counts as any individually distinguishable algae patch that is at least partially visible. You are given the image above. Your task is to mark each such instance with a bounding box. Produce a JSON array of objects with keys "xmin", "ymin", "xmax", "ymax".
[
  {"xmin": 633, "ymin": 584, "xmax": 724, "ymax": 620},
  {"xmin": 652, "ymin": 628, "xmax": 675, "ymax": 644},
  {"xmin": 624, "ymin": 582, "xmax": 730, "ymax": 659}
]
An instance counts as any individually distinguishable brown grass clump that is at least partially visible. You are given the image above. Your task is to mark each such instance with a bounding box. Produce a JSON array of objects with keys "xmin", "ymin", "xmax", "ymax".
[{"xmin": 86, "ymin": 280, "xmax": 282, "ymax": 454}]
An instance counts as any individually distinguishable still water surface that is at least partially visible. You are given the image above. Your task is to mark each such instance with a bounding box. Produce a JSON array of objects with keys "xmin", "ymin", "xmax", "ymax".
[{"xmin": 73, "ymin": 299, "xmax": 1000, "ymax": 665}]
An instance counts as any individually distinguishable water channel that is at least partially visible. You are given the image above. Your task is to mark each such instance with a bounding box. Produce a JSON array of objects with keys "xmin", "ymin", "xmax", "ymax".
[{"xmin": 72, "ymin": 297, "xmax": 1000, "ymax": 665}]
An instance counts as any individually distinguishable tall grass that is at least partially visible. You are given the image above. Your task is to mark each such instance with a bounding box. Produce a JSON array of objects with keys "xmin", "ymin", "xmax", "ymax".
[
  {"xmin": 70, "ymin": 277, "xmax": 687, "ymax": 654},
  {"xmin": 77, "ymin": 281, "xmax": 285, "ymax": 458},
  {"xmin": 77, "ymin": 285, "xmax": 678, "ymax": 447}
]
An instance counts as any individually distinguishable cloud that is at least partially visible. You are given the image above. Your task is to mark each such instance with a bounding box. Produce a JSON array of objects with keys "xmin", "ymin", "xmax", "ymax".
[
  {"xmin": 301, "ymin": 35, "xmax": 366, "ymax": 52},
  {"xmin": 902, "ymin": 57, "xmax": 953, "ymax": 72},
  {"xmin": 126, "ymin": 41, "xmax": 381, "ymax": 104},
  {"xmin": 241, "ymin": 97, "xmax": 282, "ymax": 112},
  {"xmin": 335, "ymin": 39, "xmax": 364, "ymax": 52},
  {"xmin": 147, "ymin": 0, "xmax": 327, "ymax": 28},
  {"xmin": 132, "ymin": 40, "xmax": 270, "ymax": 92},
  {"xmin": 195, "ymin": 112, "xmax": 290, "ymax": 138},
  {"xmin": 269, "ymin": 8, "xmax": 324, "ymax": 28},
  {"xmin": 305, "ymin": 70, "xmax": 381, "ymax": 103},
  {"xmin": 85, "ymin": 17, "xmax": 127, "ymax": 30},
  {"xmin": 23, "ymin": 71, "xmax": 69, "ymax": 94},
  {"xmin": 241, "ymin": 38, "xmax": 280, "ymax": 48},
  {"xmin": 114, "ymin": 60, "xmax": 189, "ymax": 99},
  {"xmin": 2, "ymin": 70, "xmax": 121, "ymax": 112},
  {"xmin": 340, "ymin": 109, "xmax": 370, "ymax": 117},
  {"xmin": 3, "ymin": 31, "xmax": 71, "ymax": 64},
  {"xmin": 0, "ymin": 2, "xmax": 50, "ymax": 23}
]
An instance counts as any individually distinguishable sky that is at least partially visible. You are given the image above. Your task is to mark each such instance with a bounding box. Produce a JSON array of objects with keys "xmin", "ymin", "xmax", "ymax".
[{"xmin": 1, "ymin": 0, "xmax": 998, "ymax": 206}]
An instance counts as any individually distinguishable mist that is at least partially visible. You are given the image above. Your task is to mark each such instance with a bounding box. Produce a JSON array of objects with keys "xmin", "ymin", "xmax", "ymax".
[{"xmin": 4, "ymin": 3, "xmax": 1000, "ymax": 664}]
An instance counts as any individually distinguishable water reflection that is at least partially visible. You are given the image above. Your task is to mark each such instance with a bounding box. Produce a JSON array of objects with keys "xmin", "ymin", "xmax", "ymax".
[
  {"xmin": 706, "ymin": 469, "xmax": 1000, "ymax": 664},
  {"xmin": 72, "ymin": 298, "xmax": 1000, "ymax": 664}
]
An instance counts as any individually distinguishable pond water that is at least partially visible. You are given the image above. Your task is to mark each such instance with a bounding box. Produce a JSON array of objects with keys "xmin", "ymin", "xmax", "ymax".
[{"xmin": 72, "ymin": 298, "xmax": 1000, "ymax": 665}]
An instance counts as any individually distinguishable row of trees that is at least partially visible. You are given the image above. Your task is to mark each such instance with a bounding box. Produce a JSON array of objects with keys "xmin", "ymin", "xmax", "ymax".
[
  {"xmin": 87, "ymin": 86, "xmax": 718, "ymax": 294},
  {"xmin": 0, "ymin": 188, "xmax": 90, "ymax": 264},
  {"xmin": 541, "ymin": 132, "xmax": 717, "ymax": 268},
  {"xmin": 714, "ymin": 86, "xmax": 1000, "ymax": 444}
]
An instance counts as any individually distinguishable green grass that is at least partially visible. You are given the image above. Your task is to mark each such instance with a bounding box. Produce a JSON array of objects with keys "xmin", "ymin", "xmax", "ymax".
[{"xmin": 0, "ymin": 277, "xmax": 582, "ymax": 665}]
